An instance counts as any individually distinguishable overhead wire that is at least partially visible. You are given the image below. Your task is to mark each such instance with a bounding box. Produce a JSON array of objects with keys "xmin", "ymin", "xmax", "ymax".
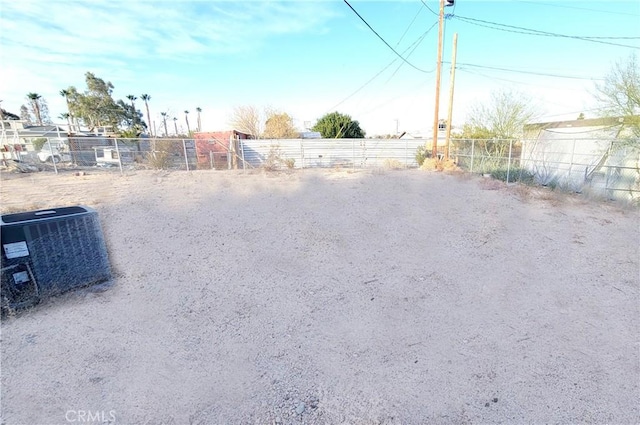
[
  {"xmin": 457, "ymin": 68, "xmax": 589, "ymax": 94},
  {"xmin": 513, "ymin": 0, "xmax": 639, "ymax": 18},
  {"xmin": 453, "ymin": 15, "xmax": 640, "ymax": 49},
  {"xmin": 419, "ymin": 0, "xmax": 438, "ymax": 17},
  {"xmin": 453, "ymin": 62, "xmax": 604, "ymax": 81},
  {"xmin": 343, "ymin": 0, "xmax": 434, "ymax": 73},
  {"xmin": 327, "ymin": 20, "xmax": 439, "ymax": 112},
  {"xmin": 395, "ymin": 4, "xmax": 424, "ymax": 48},
  {"xmin": 385, "ymin": 20, "xmax": 438, "ymax": 83}
]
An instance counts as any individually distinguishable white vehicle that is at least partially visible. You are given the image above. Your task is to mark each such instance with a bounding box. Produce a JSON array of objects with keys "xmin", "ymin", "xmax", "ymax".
[{"xmin": 38, "ymin": 142, "xmax": 71, "ymax": 163}]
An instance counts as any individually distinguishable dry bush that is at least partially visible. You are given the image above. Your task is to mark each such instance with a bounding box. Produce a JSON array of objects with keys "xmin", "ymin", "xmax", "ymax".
[
  {"xmin": 262, "ymin": 146, "xmax": 295, "ymax": 171},
  {"xmin": 147, "ymin": 150, "xmax": 171, "ymax": 170},
  {"xmin": 440, "ymin": 159, "xmax": 458, "ymax": 171},
  {"xmin": 420, "ymin": 158, "xmax": 439, "ymax": 171},
  {"xmin": 147, "ymin": 140, "xmax": 180, "ymax": 170},
  {"xmin": 383, "ymin": 159, "xmax": 404, "ymax": 170},
  {"xmin": 420, "ymin": 158, "xmax": 458, "ymax": 172}
]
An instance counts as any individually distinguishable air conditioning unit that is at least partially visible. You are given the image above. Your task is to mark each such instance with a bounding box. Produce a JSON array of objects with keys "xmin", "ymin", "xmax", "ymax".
[{"xmin": 1, "ymin": 206, "xmax": 111, "ymax": 313}]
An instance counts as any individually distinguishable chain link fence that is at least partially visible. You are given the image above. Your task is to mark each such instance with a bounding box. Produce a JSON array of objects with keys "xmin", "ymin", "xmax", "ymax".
[
  {"xmin": 449, "ymin": 138, "xmax": 639, "ymax": 203},
  {"xmin": 2, "ymin": 135, "xmax": 638, "ymax": 202}
]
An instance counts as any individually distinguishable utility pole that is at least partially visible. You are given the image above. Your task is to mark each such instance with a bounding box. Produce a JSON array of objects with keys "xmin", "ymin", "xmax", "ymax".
[
  {"xmin": 431, "ymin": 0, "xmax": 445, "ymax": 159},
  {"xmin": 444, "ymin": 32, "xmax": 458, "ymax": 161}
]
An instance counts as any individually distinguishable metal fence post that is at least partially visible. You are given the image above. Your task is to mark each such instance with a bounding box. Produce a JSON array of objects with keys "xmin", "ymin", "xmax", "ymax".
[
  {"xmin": 210, "ymin": 150, "xmax": 214, "ymax": 170},
  {"xmin": 240, "ymin": 139, "xmax": 246, "ymax": 173},
  {"xmin": 300, "ymin": 140, "xmax": 304, "ymax": 169},
  {"xmin": 182, "ymin": 139, "xmax": 190, "ymax": 171},
  {"xmin": 47, "ymin": 138, "xmax": 58, "ymax": 174},
  {"xmin": 405, "ymin": 139, "xmax": 408, "ymax": 167},
  {"xmin": 470, "ymin": 139, "xmax": 475, "ymax": 173},
  {"xmin": 114, "ymin": 138, "xmax": 123, "ymax": 175},
  {"xmin": 506, "ymin": 139, "xmax": 513, "ymax": 183},
  {"xmin": 352, "ymin": 139, "xmax": 355, "ymax": 169}
]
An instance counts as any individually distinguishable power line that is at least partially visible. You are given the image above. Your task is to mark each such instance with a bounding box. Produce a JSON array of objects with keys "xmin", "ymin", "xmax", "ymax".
[
  {"xmin": 342, "ymin": 0, "xmax": 433, "ymax": 73},
  {"xmin": 453, "ymin": 15, "xmax": 640, "ymax": 49},
  {"xmin": 328, "ymin": 21, "xmax": 438, "ymax": 112},
  {"xmin": 454, "ymin": 62, "xmax": 605, "ymax": 81},
  {"xmin": 419, "ymin": 0, "xmax": 438, "ymax": 17},
  {"xmin": 458, "ymin": 68, "xmax": 589, "ymax": 93},
  {"xmin": 386, "ymin": 21, "xmax": 439, "ymax": 83},
  {"xmin": 513, "ymin": 0, "xmax": 639, "ymax": 18},
  {"xmin": 395, "ymin": 3, "xmax": 424, "ymax": 48}
]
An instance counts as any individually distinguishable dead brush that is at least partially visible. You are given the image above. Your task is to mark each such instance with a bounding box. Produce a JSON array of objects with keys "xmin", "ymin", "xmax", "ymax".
[
  {"xmin": 382, "ymin": 159, "xmax": 405, "ymax": 170},
  {"xmin": 420, "ymin": 158, "xmax": 458, "ymax": 172}
]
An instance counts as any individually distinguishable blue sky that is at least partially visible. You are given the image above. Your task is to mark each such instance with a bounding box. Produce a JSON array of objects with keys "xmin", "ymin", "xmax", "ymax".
[{"xmin": 1, "ymin": 0, "xmax": 638, "ymax": 136}]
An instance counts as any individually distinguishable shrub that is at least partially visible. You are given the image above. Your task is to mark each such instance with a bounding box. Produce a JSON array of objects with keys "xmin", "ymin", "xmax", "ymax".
[
  {"xmin": 490, "ymin": 167, "xmax": 535, "ymax": 184},
  {"xmin": 283, "ymin": 158, "xmax": 295, "ymax": 169},
  {"xmin": 263, "ymin": 145, "xmax": 295, "ymax": 171},
  {"xmin": 420, "ymin": 158, "xmax": 457, "ymax": 172},
  {"xmin": 415, "ymin": 145, "xmax": 430, "ymax": 166},
  {"xmin": 32, "ymin": 138, "xmax": 48, "ymax": 151},
  {"xmin": 147, "ymin": 140, "xmax": 179, "ymax": 170},
  {"xmin": 383, "ymin": 159, "xmax": 404, "ymax": 170}
]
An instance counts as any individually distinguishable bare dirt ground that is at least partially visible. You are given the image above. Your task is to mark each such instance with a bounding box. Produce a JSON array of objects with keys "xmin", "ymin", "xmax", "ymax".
[{"xmin": 1, "ymin": 168, "xmax": 638, "ymax": 425}]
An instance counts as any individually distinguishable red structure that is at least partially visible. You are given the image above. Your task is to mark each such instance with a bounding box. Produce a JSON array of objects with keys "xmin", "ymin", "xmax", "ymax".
[{"xmin": 194, "ymin": 130, "xmax": 252, "ymax": 169}]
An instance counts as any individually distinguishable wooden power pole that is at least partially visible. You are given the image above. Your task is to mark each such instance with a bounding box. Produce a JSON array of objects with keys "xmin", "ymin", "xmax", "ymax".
[
  {"xmin": 444, "ymin": 32, "xmax": 458, "ymax": 161},
  {"xmin": 431, "ymin": 0, "xmax": 445, "ymax": 159}
]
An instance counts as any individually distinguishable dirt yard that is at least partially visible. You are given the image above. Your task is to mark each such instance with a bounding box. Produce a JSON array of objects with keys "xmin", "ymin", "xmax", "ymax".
[{"xmin": 1, "ymin": 168, "xmax": 638, "ymax": 424}]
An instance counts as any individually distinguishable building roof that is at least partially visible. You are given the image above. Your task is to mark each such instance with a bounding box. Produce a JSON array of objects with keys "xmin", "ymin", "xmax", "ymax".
[
  {"xmin": 524, "ymin": 117, "xmax": 624, "ymax": 130},
  {"xmin": 523, "ymin": 117, "xmax": 631, "ymax": 140}
]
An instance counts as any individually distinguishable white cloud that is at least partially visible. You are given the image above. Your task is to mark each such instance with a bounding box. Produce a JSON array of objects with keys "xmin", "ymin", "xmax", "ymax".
[{"xmin": 0, "ymin": 0, "xmax": 338, "ymax": 115}]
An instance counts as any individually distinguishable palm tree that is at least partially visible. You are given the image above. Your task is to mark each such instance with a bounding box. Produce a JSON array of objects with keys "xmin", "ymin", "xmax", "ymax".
[
  {"xmin": 126, "ymin": 95, "xmax": 137, "ymax": 124},
  {"xmin": 173, "ymin": 117, "xmax": 179, "ymax": 136},
  {"xmin": 59, "ymin": 112, "xmax": 71, "ymax": 129},
  {"xmin": 59, "ymin": 89, "xmax": 76, "ymax": 131},
  {"xmin": 26, "ymin": 92, "xmax": 43, "ymax": 125},
  {"xmin": 184, "ymin": 110, "xmax": 191, "ymax": 135},
  {"xmin": 141, "ymin": 94, "xmax": 152, "ymax": 136},
  {"xmin": 196, "ymin": 107, "xmax": 202, "ymax": 132},
  {"xmin": 160, "ymin": 112, "xmax": 168, "ymax": 137}
]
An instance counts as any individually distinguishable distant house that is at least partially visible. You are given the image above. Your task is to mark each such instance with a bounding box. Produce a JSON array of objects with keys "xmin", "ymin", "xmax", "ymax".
[
  {"xmin": 299, "ymin": 131, "xmax": 322, "ymax": 139},
  {"xmin": 399, "ymin": 122, "xmax": 461, "ymax": 143},
  {"xmin": 521, "ymin": 116, "xmax": 639, "ymax": 201},
  {"xmin": 193, "ymin": 130, "xmax": 253, "ymax": 169},
  {"xmin": 1, "ymin": 120, "xmax": 69, "ymax": 161}
]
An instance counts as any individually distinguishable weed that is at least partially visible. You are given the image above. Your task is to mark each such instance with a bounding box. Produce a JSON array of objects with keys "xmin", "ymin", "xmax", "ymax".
[{"xmin": 383, "ymin": 159, "xmax": 404, "ymax": 170}]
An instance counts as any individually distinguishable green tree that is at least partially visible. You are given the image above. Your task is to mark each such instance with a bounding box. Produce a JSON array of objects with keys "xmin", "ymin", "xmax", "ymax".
[
  {"xmin": 59, "ymin": 112, "xmax": 72, "ymax": 128},
  {"xmin": 60, "ymin": 89, "xmax": 77, "ymax": 130},
  {"xmin": 65, "ymin": 73, "xmax": 119, "ymax": 130},
  {"xmin": 312, "ymin": 111, "xmax": 365, "ymax": 138},
  {"xmin": 161, "ymin": 112, "xmax": 168, "ymax": 136},
  {"xmin": 115, "ymin": 100, "xmax": 146, "ymax": 131},
  {"xmin": 141, "ymin": 94, "xmax": 153, "ymax": 136},
  {"xmin": 19, "ymin": 105, "xmax": 32, "ymax": 124},
  {"xmin": 196, "ymin": 107, "xmax": 202, "ymax": 132},
  {"xmin": 184, "ymin": 110, "xmax": 191, "ymax": 135},
  {"xmin": 263, "ymin": 111, "xmax": 298, "ymax": 139},
  {"xmin": 463, "ymin": 89, "xmax": 539, "ymax": 140},
  {"xmin": 26, "ymin": 93, "xmax": 43, "ymax": 125},
  {"xmin": 594, "ymin": 53, "xmax": 640, "ymax": 138},
  {"xmin": 126, "ymin": 95, "xmax": 138, "ymax": 128}
]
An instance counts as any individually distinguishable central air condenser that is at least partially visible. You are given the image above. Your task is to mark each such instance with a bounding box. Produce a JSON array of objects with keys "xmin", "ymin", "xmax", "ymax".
[{"xmin": 1, "ymin": 206, "xmax": 111, "ymax": 313}]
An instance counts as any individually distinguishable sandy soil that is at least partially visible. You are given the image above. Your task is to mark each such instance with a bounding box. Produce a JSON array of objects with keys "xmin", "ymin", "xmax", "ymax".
[{"xmin": 1, "ymin": 168, "xmax": 638, "ymax": 425}]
